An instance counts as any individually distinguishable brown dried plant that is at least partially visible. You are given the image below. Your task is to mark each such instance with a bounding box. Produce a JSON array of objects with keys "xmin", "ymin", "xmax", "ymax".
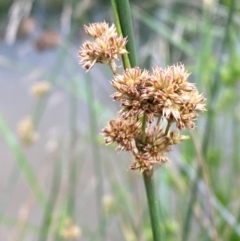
[{"xmin": 79, "ymin": 22, "xmax": 206, "ymax": 172}]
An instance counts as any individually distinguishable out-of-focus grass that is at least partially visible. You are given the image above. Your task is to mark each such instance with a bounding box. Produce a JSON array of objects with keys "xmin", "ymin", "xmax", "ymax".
[
  {"xmin": 0, "ymin": 114, "xmax": 46, "ymax": 207},
  {"xmin": 0, "ymin": 0, "xmax": 240, "ymax": 240}
]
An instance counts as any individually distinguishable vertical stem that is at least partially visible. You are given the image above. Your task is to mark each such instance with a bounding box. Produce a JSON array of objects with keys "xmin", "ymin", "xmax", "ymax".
[
  {"xmin": 67, "ymin": 79, "xmax": 78, "ymax": 217},
  {"xmin": 85, "ymin": 74, "xmax": 106, "ymax": 239},
  {"xmin": 143, "ymin": 172, "xmax": 162, "ymax": 241},
  {"xmin": 38, "ymin": 159, "xmax": 61, "ymax": 241},
  {"xmin": 115, "ymin": 0, "xmax": 137, "ymax": 67},
  {"xmin": 164, "ymin": 121, "xmax": 171, "ymax": 136},
  {"xmin": 111, "ymin": 1, "xmax": 162, "ymax": 240},
  {"xmin": 142, "ymin": 114, "xmax": 162, "ymax": 241},
  {"xmin": 0, "ymin": 114, "xmax": 46, "ymax": 207},
  {"xmin": 111, "ymin": 0, "xmax": 131, "ymax": 69}
]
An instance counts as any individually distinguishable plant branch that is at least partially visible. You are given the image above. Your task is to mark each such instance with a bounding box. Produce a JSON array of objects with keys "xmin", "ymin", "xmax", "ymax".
[
  {"xmin": 111, "ymin": 0, "xmax": 131, "ymax": 69},
  {"xmin": 111, "ymin": 1, "xmax": 162, "ymax": 240},
  {"xmin": 115, "ymin": 0, "xmax": 137, "ymax": 67}
]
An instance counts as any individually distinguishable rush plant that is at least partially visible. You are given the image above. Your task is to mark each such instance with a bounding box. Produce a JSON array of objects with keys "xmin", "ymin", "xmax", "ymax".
[{"xmin": 79, "ymin": 2, "xmax": 206, "ymax": 240}]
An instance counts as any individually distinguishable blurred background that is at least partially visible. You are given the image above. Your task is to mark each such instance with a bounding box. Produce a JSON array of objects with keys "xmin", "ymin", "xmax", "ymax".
[{"xmin": 0, "ymin": 0, "xmax": 240, "ymax": 240}]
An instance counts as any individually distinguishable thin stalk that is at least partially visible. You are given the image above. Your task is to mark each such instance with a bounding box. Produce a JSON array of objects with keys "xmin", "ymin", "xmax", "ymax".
[
  {"xmin": 164, "ymin": 121, "xmax": 171, "ymax": 136},
  {"xmin": 0, "ymin": 114, "xmax": 46, "ymax": 207},
  {"xmin": 141, "ymin": 114, "xmax": 162, "ymax": 241},
  {"xmin": 85, "ymin": 74, "xmax": 106, "ymax": 239},
  {"xmin": 0, "ymin": 164, "xmax": 20, "ymax": 223},
  {"xmin": 106, "ymin": 161, "xmax": 140, "ymax": 238},
  {"xmin": 132, "ymin": 5, "xmax": 195, "ymax": 57},
  {"xmin": 182, "ymin": 1, "xmax": 235, "ymax": 240},
  {"xmin": 111, "ymin": 0, "xmax": 131, "ymax": 69},
  {"xmin": 112, "ymin": 2, "xmax": 162, "ymax": 240},
  {"xmin": 115, "ymin": 0, "xmax": 137, "ymax": 67},
  {"xmin": 229, "ymin": 117, "xmax": 240, "ymax": 239},
  {"xmin": 191, "ymin": 132, "xmax": 220, "ymax": 241},
  {"xmin": 143, "ymin": 172, "xmax": 162, "ymax": 241},
  {"xmin": 38, "ymin": 158, "xmax": 61, "ymax": 241},
  {"xmin": 67, "ymin": 78, "xmax": 79, "ymax": 217}
]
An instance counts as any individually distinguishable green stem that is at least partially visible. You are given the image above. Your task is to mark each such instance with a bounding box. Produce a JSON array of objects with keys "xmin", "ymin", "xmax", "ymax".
[
  {"xmin": 85, "ymin": 74, "xmax": 106, "ymax": 239},
  {"xmin": 0, "ymin": 114, "xmax": 46, "ymax": 207},
  {"xmin": 143, "ymin": 171, "xmax": 162, "ymax": 241},
  {"xmin": 38, "ymin": 159, "xmax": 61, "ymax": 241},
  {"xmin": 115, "ymin": 0, "xmax": 137, "ymax": 67},
  {"xmin": 111, "ymin": 0, "xmax": 131, "ymax": 69},
  {"xmin": 141, "ymin": 114, "xmax": 162, "ymax": 241},
  {"xmin": 111, "ymin": 1, "xmax": 162, "ymax": 240},
  {"xmin": 164, "ymin": 121, "xmax": 171, "ymax": 136},
  {"xmin": 67, "ymin": 78, "xmax": 79, "ymax": 217}
]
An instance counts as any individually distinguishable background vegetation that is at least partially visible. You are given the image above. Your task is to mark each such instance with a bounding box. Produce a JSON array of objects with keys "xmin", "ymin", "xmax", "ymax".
[{"xmin": 0, "ymin": 0, "xmax": 240, "ymax": 240}]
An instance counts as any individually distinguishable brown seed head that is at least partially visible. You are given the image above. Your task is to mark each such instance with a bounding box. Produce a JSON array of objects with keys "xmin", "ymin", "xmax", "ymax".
[
  {"xmin": 130, "ymin": 152, "xmax": 153, "ymax": 172},
  {"xmin": 84, "ymin": 22, "xmax": 117, "ymax": 39},
  {"xmin": 177, "ymin": 90, "xmax": 206, "ymax": 129},
  {"xmin": 130, "ymin": 126, "xmax": 171, "ymax": 171},
  {"xmin": 79, "ymin": 22, "xmax": 128, "ymax": 70},
  {"xmin": 139, "ymin": 63, "xmax": 206, "ymax": 129},
  {"xmin": 111, "ymin": 67, "xmax": 155, "ymax": 121},
  {"xmin": 112, "ymin": 67, "xmax": 150, "ymax": 98},
  {"xmin": 102, "ymin": 117, "xmax": 141, "ymax": 151},
  {"xmin": 144, "ymin": 126, "xmax": 171, "ymax": 162}
]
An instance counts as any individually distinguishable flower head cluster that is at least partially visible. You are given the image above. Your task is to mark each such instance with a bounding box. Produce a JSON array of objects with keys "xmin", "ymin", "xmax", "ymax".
[
  {"xmin": 102, "ymin": 117, "xmax": 142, "ymax": 151},
  {"xmin": 79, "ymin": 22, "xmax": 128, "ymax": 70},
  {"xmin": 30, "ymin": 81, "xmax": 51, "ymax": 98},
  {"xmin": 145, "ymin": 64, "xmax": 206, "ymax": 129},
  {"xmin": 79, "ymin": 22, "xmax": 206, "ymax": 172},
  {"xmin": 17, "ymin": 116, "xmax": 38, "ymax": 146},
  {"xmin": 59, "ymin": 218, "xmax": 81, "ymax": 239},
  {"xmin": 111, "ymin": 67, "xmax": 156, "ymax": 122},
  {"xmin": 103, "ymin": 64, "xmax": 206, "ymax": 171}
]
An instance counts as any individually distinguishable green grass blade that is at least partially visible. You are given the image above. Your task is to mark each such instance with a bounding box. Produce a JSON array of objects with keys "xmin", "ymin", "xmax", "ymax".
[
  {"xmin": 132, "ymin": 5, "xmax": 195, "ymax": 57},
  {"xmin": 85, "ymin": 73, "xmax": 106, "ymax": 239},
  {"xmin": 0, "ymin": 114, "xmax": 46, "ymax": 207}
]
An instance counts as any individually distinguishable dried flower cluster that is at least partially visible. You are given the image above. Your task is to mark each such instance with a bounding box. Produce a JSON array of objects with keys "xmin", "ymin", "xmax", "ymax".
[
  {"xmin": 105, "ymin": 65, "xmax": 206, "ymax": 171},
  {"xmin": 79, "ymin": 22, "xmax": 206, "ymax": 172},
  {"xmin": 79, "ymin": 22, "xmax": 128, "ymax": 70},
  {"xmin": 59, "ymin": 218, "xmax": 81, "ymax": 239},
  {"xmin": 30, "ymin": 81, "xmax": 51, "ymax": 97},
  {"xmin": 17, "ymin": 116, "xmax": 38, "ymax": 146}
]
